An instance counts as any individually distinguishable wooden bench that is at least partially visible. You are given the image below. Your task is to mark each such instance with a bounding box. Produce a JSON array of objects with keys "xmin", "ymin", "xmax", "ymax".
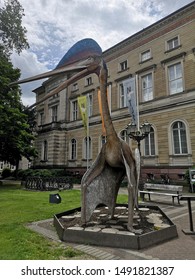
[{"xmin": 139, "ymin": 183, "xmax": 183, "ymax": 204}]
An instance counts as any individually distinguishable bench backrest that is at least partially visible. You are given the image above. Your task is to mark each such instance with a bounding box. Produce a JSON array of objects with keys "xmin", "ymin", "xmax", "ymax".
[{"xmin": 144, "ymin": 183, "xmax": 183, "ymax": 192}]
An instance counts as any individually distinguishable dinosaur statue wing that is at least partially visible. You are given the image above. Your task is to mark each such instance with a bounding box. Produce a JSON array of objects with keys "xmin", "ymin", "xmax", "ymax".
[{"xmin": 81, "ymin": 150, "xmax": 125, "ymax": 223}]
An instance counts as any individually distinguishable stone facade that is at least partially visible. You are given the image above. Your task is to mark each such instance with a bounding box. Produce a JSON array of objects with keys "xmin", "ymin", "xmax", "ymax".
[{"xmin": 33, "ymin": 2, "xmax": 195, "ymax": 181}]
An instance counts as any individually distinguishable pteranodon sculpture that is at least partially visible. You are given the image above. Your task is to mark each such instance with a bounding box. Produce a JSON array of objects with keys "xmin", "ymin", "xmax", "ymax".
[{"xmin": 10, "ymin": 38, "xmax": 140, "ymax": 231}]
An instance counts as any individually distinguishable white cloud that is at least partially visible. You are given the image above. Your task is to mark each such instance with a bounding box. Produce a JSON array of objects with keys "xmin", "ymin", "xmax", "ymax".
[
  {"xmin": 11, "ymin": 50, "xmax": 48, "ymax": 106},
  {"xmin": 9, "ymin": 0, "xmax": 193, "ymax": 105}
]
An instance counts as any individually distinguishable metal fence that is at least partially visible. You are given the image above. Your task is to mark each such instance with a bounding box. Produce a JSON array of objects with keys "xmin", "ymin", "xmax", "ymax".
[{"xmin": 25, "ymin": 176, "xmax": 73, "ymax": 191}]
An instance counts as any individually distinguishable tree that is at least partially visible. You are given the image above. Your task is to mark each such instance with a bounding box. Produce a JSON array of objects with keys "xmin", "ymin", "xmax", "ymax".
[
  {"xmin": 0, "ymin": 1, "xmax": 37, "ymax": 174},
  {"xmin": 0, "ymin": 48, "xmax": 37, "ymax": 172},
  {"xmin": 0, "ymin": 0, "xmax": 29, "ymax": 56}
]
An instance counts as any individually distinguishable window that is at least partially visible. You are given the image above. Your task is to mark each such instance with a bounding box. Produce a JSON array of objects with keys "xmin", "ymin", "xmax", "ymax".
[
  {"xmin": 107, "ymin": 67, "xmax": 110, "ymax": 77},
  {"xmin": 42, "ymin": 140, "xmax": 48, "ymax": 161},
  {"xmin": 71, "ymin": 100, "xmax": 78, "ymax": 121},
  {"xmin": 70, "ymin": 139, "xmax": 77, "ymax": 160},
  {"xmin": 100, "ymin": 135, "xmax": 107, "ymax": 148},
  {"xmin": 172, "ymin": 121, "xmax": 187, "ymax": 154},
  {"xmin": 167, "ymin": 36, "xmax": 179, "ymax": 51},
  {"xmin": 51, "ymin": 93, "xmax": 59, "ymax": 99},
  {"xmin": 144, "ymin": 127, "xmax": 155, "ymax": 156},
  {"xmin": 11, "ymin": 165, "xmax": 15, "ymax": 170},
  {"xmin": 119, "ymin": 130, "xmax": 129, "ymax": 144},
  {"xmin": 141, "ymin": 49, "xmax": 151, "ymax": 62},
  {"xmin": 0, "ymin": 162, "xmax": 4, "ymax": 170},
  {"xmin": 51, "ymin": 106, "xmax": 58, "ymax": 122},
  {"xmin": 39, "ymin": 112, "xmax": 44, "ymax": 125},
  {"xmin": 87, "ymin": 94, "xmax": 93, "ymax": 117},
  {"xmin": 83, "ymin": 137, "xmax": 92, "ymax": 159},
  {"xmin": 141, "ymin": 73, "xmax": 153, "ymax": 101},
  {"xmin": 168, "ymin": 62, "xmax": 183, "ymax": 94},
  {"xmin": 72, "ymin": 83, "xmax": 78, "ymax": 91},
  {"xmin": 119, "ymin": 60, "xmax": 128, "ymax": 71},
  {"xmin": 119, "ymin": 83, "xmax": 127, "ymax": 108},
  {"xmin": 86, "ymin": 77, "xmax": 92, "ymax": 86}
]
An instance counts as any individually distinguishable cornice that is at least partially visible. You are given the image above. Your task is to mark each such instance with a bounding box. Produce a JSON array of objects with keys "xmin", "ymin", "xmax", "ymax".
[
  {"xmin": 161, "ymin": 52, "xmax": 186, "ymax": 65},
  {"xmin": 135, "ymin": 64, "xmax": 157, "ymax": 75},
  {"xmin": 114, "ymin": 74, "xmax": 132, "ymax": 82},
  {"xmin": 103, "ymin": 2, "xmax": 195, "ymax": 61}
]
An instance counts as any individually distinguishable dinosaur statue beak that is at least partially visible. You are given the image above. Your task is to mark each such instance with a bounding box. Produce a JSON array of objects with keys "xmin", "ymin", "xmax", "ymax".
[
  {"xmin": 9, "ymin": 60, "xmax": 89, "ymax": 86},
  {"xmin": 9, "ymin": 56, "xmax": 100, "ymax": 109}
]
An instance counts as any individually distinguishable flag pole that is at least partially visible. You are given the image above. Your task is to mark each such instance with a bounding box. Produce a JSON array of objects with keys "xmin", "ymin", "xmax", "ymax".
[
  {"xmin": 135, "ymin": 74, "xmax": 140, "ymax": 131},
  {"xmin": 87, "ymin": 94, "xmax": 89, "ymax": 170}
]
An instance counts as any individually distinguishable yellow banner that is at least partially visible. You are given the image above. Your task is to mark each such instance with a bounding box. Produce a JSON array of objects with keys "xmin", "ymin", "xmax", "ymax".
[{"xmin": 78, "ymin": 95, "xmax": 88, "ymax": 134}]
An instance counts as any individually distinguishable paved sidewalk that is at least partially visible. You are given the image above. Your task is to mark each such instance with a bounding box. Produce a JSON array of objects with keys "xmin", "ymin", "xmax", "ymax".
[{"xmin": 138, "ymin": 197, "xmax": 195, "ymax": 259}]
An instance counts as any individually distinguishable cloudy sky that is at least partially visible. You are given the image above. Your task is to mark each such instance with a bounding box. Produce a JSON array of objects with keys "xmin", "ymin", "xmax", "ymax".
[{"xmin": 9, "ymin": 0, "xmax": 194, "ymax": 106}]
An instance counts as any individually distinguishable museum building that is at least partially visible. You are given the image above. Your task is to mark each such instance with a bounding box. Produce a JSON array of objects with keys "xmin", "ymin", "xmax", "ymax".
[{"xmin": 32, "ymin": 2, "xmax": 195, "ymax": 182}]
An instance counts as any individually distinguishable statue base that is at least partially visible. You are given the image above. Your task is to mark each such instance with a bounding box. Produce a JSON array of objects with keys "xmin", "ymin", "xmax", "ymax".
[{"xmin": 54, "ymin": 204, "xmax": 178, "ymax": 250}]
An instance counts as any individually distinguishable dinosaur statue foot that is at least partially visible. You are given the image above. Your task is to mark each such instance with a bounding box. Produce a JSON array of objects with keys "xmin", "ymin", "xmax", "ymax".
[
  {"xmin": 109, "ymin": 212, "xmax": 115, "ymax": 219},
  {"xmin": 127, "ymin": 225, "xmax": 142, "ymax": 234},
  {"xmin": 127, "ymin": 225, "xmax": 134, "ymax": 232}
]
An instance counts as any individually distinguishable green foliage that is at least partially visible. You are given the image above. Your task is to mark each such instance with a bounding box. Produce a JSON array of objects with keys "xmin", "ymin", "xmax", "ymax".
[
  {"xmin": 0, "ymin": 0, "xmax": 29, "ymax": 56},
  {"xmin": 0, "ymin": 1, "xmax": 35, "ymax": 168},
  {"xmin": 17, "ymin": 169, "xmax": 34, "ymax": 179},
  {"xmin": 63, "ymin": 246, "xmax": 83, "ymax": 258},
  {"xmin": 17, "ymin": 169, "xmax": 60, "ymax": 180},
  {"xmin": 184, "ymin": 167, "xmax": 195, "ymax": 190},
  {"xmin": 17, "ymin": 168, "xmax": 83, "ymax": 184},
  {"xmin": 1, "ymin": 167, "xmax": 11, "ymax": 178},
  {"xmin": 0, "ymin": 45, "xmax": 37, "ymax": 168},
  {"xmin": 184, "ymin": 168, "xmax": 190, "ymax": 185}
]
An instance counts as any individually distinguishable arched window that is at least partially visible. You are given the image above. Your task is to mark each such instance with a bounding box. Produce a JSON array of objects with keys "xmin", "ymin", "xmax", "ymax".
[
  {"xmin": 101, "ymin": 135, "xmax": 107, "ymax": 146},
  {"xmin": 99, "ymin": 135, "xmax": 107, "ymax": 151},
  {"xmin": 144, "ymin": 127, "xmax": 155, "ymax": 156},
  {"xmin": 43, "ymin": 140, "xmax": 48, "ymax": 161},
  {"xmin": 172, "ymin": 121, "xmax": 187, "ymax": 154},
  {"xmin": 119, "ymin": 130, "xmax": 129, "ymax": 144},
  {"xmin": 70, "ymin": 139, "xmax": 77, "ymax": 160},
  {"xmin": 83, "ymin": 137, "xmax": 92, "ymax": 159}
]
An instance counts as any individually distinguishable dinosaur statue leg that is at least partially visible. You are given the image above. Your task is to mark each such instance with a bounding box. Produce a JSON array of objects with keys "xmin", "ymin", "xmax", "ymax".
[
  {"xmin": 121, "ymin": 153, "xmax": 135, "ymax": 231},
  {"xmin": 121, "ymin": 145, "xmax": 139, "ymax": 231}
]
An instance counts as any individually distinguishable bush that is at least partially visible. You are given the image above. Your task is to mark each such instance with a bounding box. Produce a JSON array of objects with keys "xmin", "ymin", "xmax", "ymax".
[
  {"xmin": 17, "ymin": 169, "xmax": 51, "ymax": 180},
  {"xmin": 17, "ymin": 168, "xmax": 82, "ymax": 184},
  {"xmin": 185, "ymin": 167, "xmax": 195, "ymax": 192},
  {"xmin": 17, "ymin": 169, "xmax": 34, "ymax": 180},
  {"xmin": 2, "ymin": 168, "xmax": 12, "ymax": 179},
  {"xmin": 17, "ymin": 169, "xmax": 69, "ymax": 180},
  {"xmin": 32, "ymin": 169, "xmax": 53, "ymax": 178}
]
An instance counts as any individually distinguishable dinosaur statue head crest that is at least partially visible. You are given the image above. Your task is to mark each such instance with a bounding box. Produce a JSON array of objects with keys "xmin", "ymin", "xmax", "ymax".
[{"xmin": 56, "ymin": 38, "xmax": 102, "ymax": 69}]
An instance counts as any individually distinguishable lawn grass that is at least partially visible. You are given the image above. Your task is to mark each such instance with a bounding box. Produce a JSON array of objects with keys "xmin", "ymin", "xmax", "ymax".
[{"xmin": 0, "ymin": 182, "xmax": 128, "ymax": 260}]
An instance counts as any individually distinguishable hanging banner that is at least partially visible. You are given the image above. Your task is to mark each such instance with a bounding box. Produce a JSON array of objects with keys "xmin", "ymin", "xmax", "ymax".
[
  {"xmin": 78, "ymin": 95, "xmax": 88, "ymax": 134},
  {"xmin": 123, "ymin": 77, "xmax": 138, "ymax": 127},
  {"xmin": 98, "ymin": 90, "xmax": 106, "ymax": 136}
]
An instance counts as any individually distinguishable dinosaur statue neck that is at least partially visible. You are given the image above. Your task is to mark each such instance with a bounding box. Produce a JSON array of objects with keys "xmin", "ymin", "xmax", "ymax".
[{"xmin": 99, "ymin": 62, "xmax": 118, "ymax": 139}]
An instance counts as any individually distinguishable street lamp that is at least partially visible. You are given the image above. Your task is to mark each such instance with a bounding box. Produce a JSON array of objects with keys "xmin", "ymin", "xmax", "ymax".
[
  {"xmin": 126, "ymin": 121, "xmax": 152, "ymax": 154},
  {"xmin": 126, "ymin": 121, "xmax": 152, "ymax": 192}
]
